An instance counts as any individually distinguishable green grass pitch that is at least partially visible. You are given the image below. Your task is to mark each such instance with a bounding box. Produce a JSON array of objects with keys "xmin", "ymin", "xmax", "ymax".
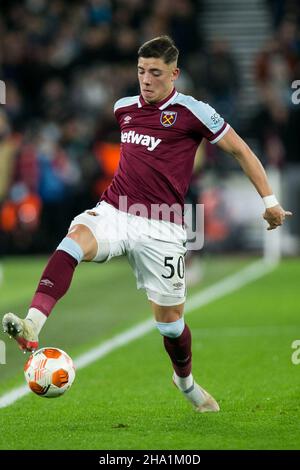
[{"xmin": 0, "ymin": 256, "xmax": 299, "ymax": 450}]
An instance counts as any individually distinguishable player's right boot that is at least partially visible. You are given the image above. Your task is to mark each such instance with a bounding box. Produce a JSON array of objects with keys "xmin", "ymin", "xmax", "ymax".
[
  {"xmin": 173, "ymin": 373, "xmax": 220, "ymax": 413},
  {"xmin": 2, "ymin": 312, "xmax": 39, "ymax": 352}
]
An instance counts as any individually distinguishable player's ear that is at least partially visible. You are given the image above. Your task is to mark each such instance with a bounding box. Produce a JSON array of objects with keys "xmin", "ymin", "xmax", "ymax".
[{"xmin": 172, "ymin": 67, "xmax": 180, "ymax": 82}]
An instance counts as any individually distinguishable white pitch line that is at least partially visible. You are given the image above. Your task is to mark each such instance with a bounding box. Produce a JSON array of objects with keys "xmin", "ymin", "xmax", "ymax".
[
  {"xmin": 0, "ymin": 264, "xmax": 3, "ymax": 287},
  {"xmin": 0, "ymin": 259, "xmax": 276, "ymax": 409}
]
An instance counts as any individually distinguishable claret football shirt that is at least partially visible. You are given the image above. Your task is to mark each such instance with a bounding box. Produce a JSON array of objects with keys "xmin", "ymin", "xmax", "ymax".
[{"xmin": 101, "ymin": 88, "xmax": 230, "ymax": 223}]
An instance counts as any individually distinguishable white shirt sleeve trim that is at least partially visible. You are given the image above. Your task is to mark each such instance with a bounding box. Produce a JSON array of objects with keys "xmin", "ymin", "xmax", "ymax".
[
  {"xmin": 173, "ymin": 94, "xmax": 227, "ymax": 137},
  {"xmin": 114, "ymin": 96, "xmax": 140, "ymax": 113},
  {"xmin": 210, "ymin": 123, "xmax": 230, "ymax": 144}
]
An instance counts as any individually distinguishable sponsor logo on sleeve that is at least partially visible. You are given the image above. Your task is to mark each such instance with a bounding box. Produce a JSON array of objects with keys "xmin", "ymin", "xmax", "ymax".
[{"xmin": 211, "ymin": 112, "xmax": 221, "ymax": 125}]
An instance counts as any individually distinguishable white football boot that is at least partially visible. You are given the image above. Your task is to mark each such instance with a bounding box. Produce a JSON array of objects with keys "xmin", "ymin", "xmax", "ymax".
[
  {"xmin": 173, "ymin": 372, "xmax": 220, "ymax": 413},
  {"xmin": 2, "ymin": 312, "xmax": 39, "ymax": 352}
]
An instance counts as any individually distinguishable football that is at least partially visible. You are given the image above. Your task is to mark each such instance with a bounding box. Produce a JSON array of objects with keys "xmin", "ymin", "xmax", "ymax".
[{"xmin": 24, "ymin": 347, "xmax": 75, "ymax": 398}]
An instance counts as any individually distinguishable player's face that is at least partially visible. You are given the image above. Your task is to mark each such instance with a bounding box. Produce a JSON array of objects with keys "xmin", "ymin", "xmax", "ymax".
[{"xmin": 137, "ymin": 57, "xmax": 179, "ymax": 104}]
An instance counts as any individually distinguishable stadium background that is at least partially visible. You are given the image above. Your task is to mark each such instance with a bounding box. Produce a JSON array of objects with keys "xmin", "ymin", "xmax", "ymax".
[{"xmin": 0, "ymin": 0, "xmax": 300, "ymax": 451}]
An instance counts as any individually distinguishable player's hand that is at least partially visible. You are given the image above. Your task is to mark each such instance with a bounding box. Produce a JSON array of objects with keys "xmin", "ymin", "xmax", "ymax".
[{"xmin": 263, "ymin": 205, "xmax": 293, "ymax": 230}]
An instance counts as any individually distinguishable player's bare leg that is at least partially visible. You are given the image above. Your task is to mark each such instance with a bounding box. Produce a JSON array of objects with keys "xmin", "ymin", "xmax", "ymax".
[
  {"xmin": 151, "ymin": 301, "xmax": 219, "ymax": 412},
  {"xmin": 2, "ymin": 224, "xmax": 98, "ymax": 352}
]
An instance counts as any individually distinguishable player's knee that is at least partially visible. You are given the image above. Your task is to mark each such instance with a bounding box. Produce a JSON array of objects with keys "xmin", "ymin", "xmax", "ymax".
[
  {"xmin": 65, "ymin": 224, "xmax": 97, "ymax": 261},
  {"xmin": 156, "ymin": 317, "xmax": 185, "ymax": 338}
]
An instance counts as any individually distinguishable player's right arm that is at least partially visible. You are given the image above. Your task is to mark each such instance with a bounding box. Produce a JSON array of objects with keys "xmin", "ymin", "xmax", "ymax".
[{"xmin": 216, "ymin": 127, "xmax": 292, "ymax": 230}]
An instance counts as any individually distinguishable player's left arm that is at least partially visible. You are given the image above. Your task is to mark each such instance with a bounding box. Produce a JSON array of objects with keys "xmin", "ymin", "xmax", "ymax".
[{"xmin": 216, "ymin": 127, "xmax": 292, "ymax": 230}]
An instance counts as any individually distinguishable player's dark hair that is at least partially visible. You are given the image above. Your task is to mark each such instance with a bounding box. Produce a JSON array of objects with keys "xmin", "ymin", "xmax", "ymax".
[{"xmin": 138, "ymin": 36, "xmax": 179, "ymax": 64}]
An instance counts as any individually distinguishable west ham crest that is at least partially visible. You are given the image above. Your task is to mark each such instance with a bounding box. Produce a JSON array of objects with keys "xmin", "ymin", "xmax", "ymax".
[{"xmin": 160, "ymin": 110, "xmax": 177, "ymax": 127}]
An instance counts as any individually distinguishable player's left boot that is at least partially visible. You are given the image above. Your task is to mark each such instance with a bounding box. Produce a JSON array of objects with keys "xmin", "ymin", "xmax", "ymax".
[
  {"xmin": 173, "ymin": 373, "xmax": 220, "ymax": 413},
  {"xmin": 2, "ymin": 312, "xmax": 39, "ymax": 353}
]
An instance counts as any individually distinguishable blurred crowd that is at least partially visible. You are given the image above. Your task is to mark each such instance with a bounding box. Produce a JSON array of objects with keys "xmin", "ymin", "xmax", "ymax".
[
  {"xmin": 0, "ymin": 0, "xmax": 203, "ymax": 253},
  {"xmin": 251, "ymin": 1, "xmax": 300, "ymax": 168},
  {"xmin": 251, "ymin": 0, "xmax": 300, "ymax": 241},
  {"xmin": 0, "ymin": 0, "xmax": 299, "ymax": 254}
]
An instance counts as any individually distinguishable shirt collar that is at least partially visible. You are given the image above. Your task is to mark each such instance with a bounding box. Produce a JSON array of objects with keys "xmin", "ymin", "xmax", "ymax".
[{"xmin": 138, "ymin": 88, "xmax": 178, "ymax": 110}]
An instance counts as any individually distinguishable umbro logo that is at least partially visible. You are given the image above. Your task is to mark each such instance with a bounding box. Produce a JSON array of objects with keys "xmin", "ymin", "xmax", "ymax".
[
  {"xmin": 124, "ymin": 115, "xmax": 132, "ymax": 123},
  {"xmin": 173, "ymin": 282, "xmax": 183, "ymax": 290},
  {"xmin": 40, "ymin": 278, "xmax": 54, "ymax": 288}
]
